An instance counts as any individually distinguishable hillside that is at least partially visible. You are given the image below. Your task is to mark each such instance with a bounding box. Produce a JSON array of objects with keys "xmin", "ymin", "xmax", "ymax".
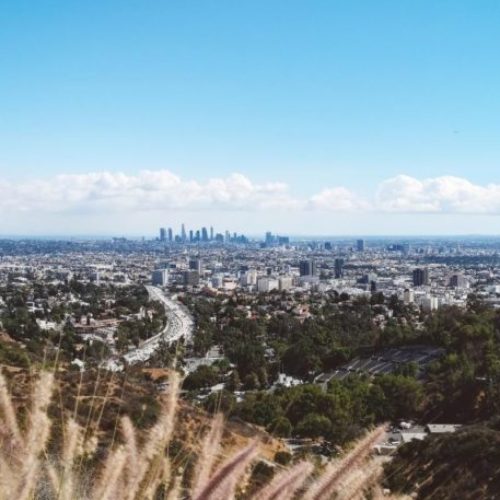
[
  {"xmin": 2, "ymin": 363, "xmax": 285, "ymax": 457},
  {"xmin": 0, "ymin": 364, "xmax": 393, "ymax": 499},
  {"xmin": 384, "ymin": 421, "xmax": 500, "ymax": 499}
]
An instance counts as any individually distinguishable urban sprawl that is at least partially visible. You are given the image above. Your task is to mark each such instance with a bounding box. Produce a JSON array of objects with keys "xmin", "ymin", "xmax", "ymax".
[{"xmin": 1, "ymin": 227, "xmax": 500, "ymax": 458}]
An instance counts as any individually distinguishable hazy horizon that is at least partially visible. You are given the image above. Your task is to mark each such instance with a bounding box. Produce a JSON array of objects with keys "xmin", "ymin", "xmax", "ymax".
[{"xmin": 2, "ymin": 232, "xmax": 500, "ymax": 241}]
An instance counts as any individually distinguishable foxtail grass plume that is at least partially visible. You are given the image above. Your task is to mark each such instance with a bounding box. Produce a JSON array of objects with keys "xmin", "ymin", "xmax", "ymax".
[
  {"xmin": 192, "ymin": 413, "xmax": 224, "ymax": 497},
  {"xmin": 259, "ymin": 460, "xmax": 314, "ymax": 500},
  {"xmin": 305, "ymin": 425, "xmax": 386, "ymax": 500}
]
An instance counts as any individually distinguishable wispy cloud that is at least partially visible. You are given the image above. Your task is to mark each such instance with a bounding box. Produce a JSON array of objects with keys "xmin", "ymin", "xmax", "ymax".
[{"xmin": 1, "ymin": 170, "xmax": 500, "ymax": 216}]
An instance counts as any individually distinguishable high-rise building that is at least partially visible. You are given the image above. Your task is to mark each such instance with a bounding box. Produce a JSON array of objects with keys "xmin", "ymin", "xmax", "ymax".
[
  {"xmin": 168, "ymin": 228, "xmax": 173, "ymax": 242},
  {"xmin": 356, "ymin": 239, "xmax": 365, "ymax": 252},
  {"xmin": 189, "ymin": 230, "xmax": 194, "ymax": 243},
  {"xmin": 299, "ymin": 259, "xmax": 316, "ymax": 276},
  {"xmin": 279, "ymin": 276, "xmax": 293, "ymax": 291},
  {"xmin": 183, "ymin": 270, "xmax": 200, "ymax": 287},
  {"xmin": 449, "ymin": 274, "xmax": 467, "ymax": 289},
  {"xmin": 240, "ymin": 269, "xmax": 258, "ymax": 286},
  {"xmin": 210, "ymin": 226, "xmax": 214, "ymax": 240},
  {"xmin": 389, "ymin": 243, "xmax": 411, "ymax": 255},
  {"xmin": 189, "ymin": 258, "xmax": 202, "ymax": 273},
  {"xmin": 334, "ymin": 258, "xmax": 344, "ymax": 279},
  {"xmin": 159, "ymin": 227, "xmax": 167, "ymax": 241},
  {"xmin": 151, "ymin": 269, "xmax": 169, "ymax": 286},
  {"xmin": 413, "ymin": 268, "xmax": 430, "ymax": 287},
  {"xmin": 324, "ymin": 242, "xmax": 332, "ymax": 251},
  {"xmin": 181, "ymin": 224, "xmax": 187, "ymax": 242},
  {"xmin": 202, "ymin": 227, "xmax": 209, "ymax": 242},
  {"xmin": 420, "ymin": 296, "xmax": 439, "ymax": 312},
  {"xmin": 265, "ymin": 232, "xmax": 275, "ymax": 246}
]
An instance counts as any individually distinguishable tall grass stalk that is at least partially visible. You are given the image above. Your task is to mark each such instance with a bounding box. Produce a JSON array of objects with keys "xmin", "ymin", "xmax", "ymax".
[
  {"xmin": 192, "ymin": 413, "xmax": 224, "ymax": 497},
  {"xmin": 305, "ymin": 425, "xmax": 386, "ymax": 500}
]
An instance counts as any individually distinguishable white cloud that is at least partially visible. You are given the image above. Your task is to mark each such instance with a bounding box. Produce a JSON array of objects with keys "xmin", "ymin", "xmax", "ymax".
[
  {"xmin": 0, "ymin": 170, "xmax": 299, "ymax": 213},
  {"xmin": 375, "ymin": 175, "xmax": 500, "ymax": 214},
  {"xmin": 307, "ymin": 187, "xmax": 369, "ymax": 211},
  {"xmin": 1, "ymin": 171, "xmax": 500, "ymax": 218}
]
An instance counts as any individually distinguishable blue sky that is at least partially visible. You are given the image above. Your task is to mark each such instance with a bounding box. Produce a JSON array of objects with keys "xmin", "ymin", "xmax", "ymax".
[{"xmin": 1, "ymin": 1, "xmax": 500, "ymax": 235}]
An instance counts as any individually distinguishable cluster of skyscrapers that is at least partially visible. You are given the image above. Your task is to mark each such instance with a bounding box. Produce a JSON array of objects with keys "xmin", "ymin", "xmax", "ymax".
[
  {"xmin": 264, "ymin": 232, "xmax": 290, "ymax": 246},
  {"xmin": 158, "ymin": 230, "xmax": 369, "ymax": 252},
  {"xmin": 159, "ymin": 225, "xmax": 248, "ymax": 244}
]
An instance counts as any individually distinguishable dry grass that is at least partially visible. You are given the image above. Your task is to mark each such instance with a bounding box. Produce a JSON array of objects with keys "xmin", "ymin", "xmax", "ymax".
[{"xmin": 0, "ymin": 368, "xmax": 388, "ymax": 499}]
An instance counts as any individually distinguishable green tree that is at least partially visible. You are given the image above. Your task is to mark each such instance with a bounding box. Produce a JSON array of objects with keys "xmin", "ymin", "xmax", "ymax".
[
  {"xmin": 183, "ymin": 365, "xmax": 219, "ymax": 391},
  {"xmin": 267, "ymin": 417, "xmax": 292, "ymax": 438},
  {"xmin": 296, "ymin": 413, "xmax": 332, "ymax": 439}
]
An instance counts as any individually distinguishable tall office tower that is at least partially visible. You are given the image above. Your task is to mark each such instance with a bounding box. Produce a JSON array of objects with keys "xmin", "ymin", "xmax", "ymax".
[
  {"xmin": 195, "ymin": 230, "xmax": 200, "ymax": 242},
  {"xmin": 265, "ymin": 231, "xmax": 274, "ymax": 246},
  {"xmin": 225, "ymin": 230, "xmax": 231, "ymax": 242},
  {"xmin": 299, "ymin": 259, "xmax": 316, "ymax": 276},
  {"xmin": 390, "ymin": 243, "xmax": 411, "ymax": 255},
  {"xmin": 413, "ymin": 268, "xmax": 430, "ymax": 287},
  {"xmin": 189, "ymin": 230, "xmax": 194, "ymax": 242},
  {"xmin": 181, "ymin": 223, "xmax": 187, "ymax": 242},
  {"xmin": 240, "ymin": 268, "xmax": 257, "ymax": 286},
  {"xmin": 159, "ymin": 227, "xmax": 167, "ymax": 242},
  {"xmin": 449, "ymin": 274, "xmax": 467, "ymax": 289},
  {"xmin": 357, "ymin": 239, "xmax": 365, "ymax": 252},
  {"xmin": 202, "ymin": 227, "xmax": 209, "ymax": 242},
  {"xmin": 324, "ymin": 242, "xmax": 332, "ymax": 250},
  {"xmin": 334, "ymin": 258, "xmax": 344, "ymax": 278},
  {"xmin": 189, "ymin": 258, "xmax": 202, "ymax": 273},
  {"xmin": 210, "ymin": 226, "xmax": 214, "ymax": 240},
  {"xmin": 151, "ymin": 269, "xmax": 169, "ymax": 286},
  {"xmin": 168, "ymin": 228, "xmax": 173, "ymax": 242},
  {"xmin": 183, "ymin": 270, "xmax": 200, "ymax": 287}
]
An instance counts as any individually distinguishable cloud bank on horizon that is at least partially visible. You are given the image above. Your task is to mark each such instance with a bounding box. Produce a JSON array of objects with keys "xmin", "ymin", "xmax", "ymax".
[{"xmin": 1, "ymin": 170, "xmax": 500, "ymax": 216}]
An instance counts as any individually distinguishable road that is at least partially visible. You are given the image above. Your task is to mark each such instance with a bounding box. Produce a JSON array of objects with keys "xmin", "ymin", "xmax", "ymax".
[{"xmin": 103, "ymin": 286, "xmax": 194, "ymax": 371}]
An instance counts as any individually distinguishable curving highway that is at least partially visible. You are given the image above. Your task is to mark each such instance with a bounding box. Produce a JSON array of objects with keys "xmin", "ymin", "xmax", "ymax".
[{"xmin": 104, "ymin": 286, "xmax": 193, "ymax": 371}]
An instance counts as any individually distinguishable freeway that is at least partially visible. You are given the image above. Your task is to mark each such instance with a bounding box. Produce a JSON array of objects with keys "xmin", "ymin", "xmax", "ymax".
[{"xmin": 103, "ymin": 286, "xmax": 194, "ymax": 371}]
